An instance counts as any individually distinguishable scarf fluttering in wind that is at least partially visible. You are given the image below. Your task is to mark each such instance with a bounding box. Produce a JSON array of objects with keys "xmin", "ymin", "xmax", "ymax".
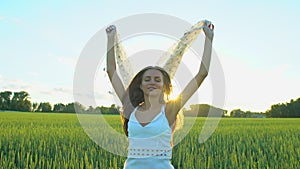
[{"xmin": 114, "ymin": 20, "xmax": 208, "ymax": 86}]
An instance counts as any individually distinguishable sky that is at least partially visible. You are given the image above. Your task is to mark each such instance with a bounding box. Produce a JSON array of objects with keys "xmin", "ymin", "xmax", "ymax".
[{"xmin": 0, "ymin": 0, "xmax": 299, "ymax": 113}]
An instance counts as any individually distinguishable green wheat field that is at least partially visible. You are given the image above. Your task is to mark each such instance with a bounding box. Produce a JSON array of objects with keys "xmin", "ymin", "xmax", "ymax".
[{"xmin": 0, "ymin": 112, "xmax": 299, "ymax": 169}]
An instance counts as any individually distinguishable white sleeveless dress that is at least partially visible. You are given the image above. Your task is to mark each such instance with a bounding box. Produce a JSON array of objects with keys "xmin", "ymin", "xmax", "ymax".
[{"xmin": 123, "ymin": 105, "xmax": 174, "ymax": 169}]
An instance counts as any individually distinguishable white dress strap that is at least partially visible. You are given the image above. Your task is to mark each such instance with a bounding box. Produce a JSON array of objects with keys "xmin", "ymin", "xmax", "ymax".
[
  {"xmin": 129, "ymin": 106, "xmax": 139, "ymax": 120},
  {"xmin": 161, "ymin": 104, "xmax": 166, "ymax": 115}
]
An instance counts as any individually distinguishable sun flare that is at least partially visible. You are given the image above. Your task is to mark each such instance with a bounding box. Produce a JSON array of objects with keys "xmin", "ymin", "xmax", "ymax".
[{"xmin": 169, "ymin": 79, "xmax": 181, "ymax": 101}]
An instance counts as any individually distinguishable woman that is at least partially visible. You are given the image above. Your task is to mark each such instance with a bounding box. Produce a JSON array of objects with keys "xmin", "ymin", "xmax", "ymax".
[{"xmin": 106, "ymin": 21, "xmax": 214, "ymax": 169}]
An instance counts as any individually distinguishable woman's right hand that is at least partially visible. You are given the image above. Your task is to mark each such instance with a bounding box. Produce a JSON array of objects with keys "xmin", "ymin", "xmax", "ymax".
[{"xmin": 106, "ymin": 25, "xmax": 117, "ymax": 39}]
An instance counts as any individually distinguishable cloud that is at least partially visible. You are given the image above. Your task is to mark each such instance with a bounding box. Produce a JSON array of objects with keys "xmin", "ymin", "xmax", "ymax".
[
  {"xmin": 0, "ymin": 75, "xmax": 71, "ymax": 104},
  {"xmin": 1, "ymin": 78, "xmax": 31, "ymax": 91},
  {"xmin": 27, "ymin": 71, "xmax": 40, "ymax": 77},
  {"xmin": 39, "ymin": 91, "xmax": 52, "ymax": 95},
  {"xmin": 0, "ymin": 74, "xmax": 113, "ymax": 107},
  {"xmin": 0, "ymin": 77, "xmax": 37, "ymax": 93},
  {"xmin": 53, "ymin": 87, "xmax": 72, "ymax": 94},
  {"xmin": 53, "ymin": 87, "xmax": 114, "ymax": 106}
]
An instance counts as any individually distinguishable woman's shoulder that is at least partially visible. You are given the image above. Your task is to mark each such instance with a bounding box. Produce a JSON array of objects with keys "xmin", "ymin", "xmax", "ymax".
[{"xmin": 166, "ymin": 100, "xmax": 180, "ymax": 110}]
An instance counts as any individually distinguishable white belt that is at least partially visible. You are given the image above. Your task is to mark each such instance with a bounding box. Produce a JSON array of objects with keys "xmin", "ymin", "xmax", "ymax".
[
  {"xmin": 127, "ymin": 137, "xmax": 172, "ymax": 159},
  {"xmin": 128, "ymin": 148, "xmax": 172, "ymax": 159}
]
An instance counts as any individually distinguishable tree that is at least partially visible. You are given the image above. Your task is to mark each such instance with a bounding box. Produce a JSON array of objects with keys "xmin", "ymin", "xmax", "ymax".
[
  {"xmin": 292, "ymin": 98, "xmax": 300, "ymax": 117},
  {"xmin": 109, "ymin": 104, "xmax": 119, "ymax": 114},
  {"xmin": 86, "ymin": 106, "xmax": 94, "ymax": 112},
  {"xmin": 53, "ymin": 103, "xmax": 66, "ymax": 112},
  {"xmin": 266, "ymin": 98, "xmax": 300, "ymax": 118},
  {"xmin": 0, "ymin": 91, "xmax": 12, "ymax": 110},
  {"xmin": 183, "ymin": 104, "xmax": 226, "ymax": 117},
  {"xmin": 32, "ymin": 102, "xmax": 38, "ymax": 112},
  {"xmin": 36, "ymin": 102, "xmax": 52, "ymax": 112},
  {"xmin": 230, "ymin": 109, "xmax": 244, "ymax": 117},
  {"xmin": 99, "ymin": 106, "xmax": 110, "ymax": 114},
  {"xmin": 266, "ymin": 103, "xmax": 286, "ymax": 117},
  {"xmin": 286, "ymin": 99, "xmax": 300, "ymax": 117},
  {"xmin": 10, "ymin": 91, "xmax": 31, "ymax": 112},
  {"xmin": 94, "ymin": 106, "xmax": 102, "ymax": 113},
  {"xmin": 63, "ymin": 102, "xmax": 85, "ymax": 113}
]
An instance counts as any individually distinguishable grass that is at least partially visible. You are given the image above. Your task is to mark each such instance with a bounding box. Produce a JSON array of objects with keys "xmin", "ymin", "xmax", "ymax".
[{"xmin": 0, "ymin": 112, "xmax": 299, "ymax": 168}]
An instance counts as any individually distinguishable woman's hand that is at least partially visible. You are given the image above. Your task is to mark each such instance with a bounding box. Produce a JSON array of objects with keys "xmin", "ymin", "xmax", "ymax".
[
  {"xmin": 106, "ymin": 25, "xmax": 117, "ymax": 39},
  {"xmin": 202, "ymin": 20, "xmax": 214, "ymax": 41}
]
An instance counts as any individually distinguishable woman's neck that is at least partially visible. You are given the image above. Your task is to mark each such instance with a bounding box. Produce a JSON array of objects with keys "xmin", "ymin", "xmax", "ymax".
[{"xmin": 141, "ymin": 96, "xmax": 164, "ymax": 110}]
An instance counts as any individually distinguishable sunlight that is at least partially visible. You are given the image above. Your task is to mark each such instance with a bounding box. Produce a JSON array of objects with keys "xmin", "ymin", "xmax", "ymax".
[
  {"xmin": 169, "ymin": 79, "xmax": 181, "ymax": 100},
  {"xmin": 169, "ymin": 91, "xmax": 178, "ymax": 101}
]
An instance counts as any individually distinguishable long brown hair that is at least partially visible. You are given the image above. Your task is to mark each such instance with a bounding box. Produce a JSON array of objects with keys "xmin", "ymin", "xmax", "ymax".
[{"xmin": 120, "ymin": 66, "xmax": 172, "ymax": 136}]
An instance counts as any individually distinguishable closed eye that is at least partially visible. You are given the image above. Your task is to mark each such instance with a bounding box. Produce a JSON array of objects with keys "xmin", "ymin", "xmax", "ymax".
[
  {"xmin": 144, "ymin": 77, "xmax": 150, "ymax": 81},
  {"xmin": 155, "ymin": 77, "xmax": 161, "ymax": 82},
  {"xmin": 143, "ymin": 76, "xmax": 162, "ymax": 82}
]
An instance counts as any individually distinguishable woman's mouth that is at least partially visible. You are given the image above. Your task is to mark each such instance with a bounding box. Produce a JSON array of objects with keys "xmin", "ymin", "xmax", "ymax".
[{"xmin": 147, "ymin": 87, "xmax": 156, "ymax": 91}]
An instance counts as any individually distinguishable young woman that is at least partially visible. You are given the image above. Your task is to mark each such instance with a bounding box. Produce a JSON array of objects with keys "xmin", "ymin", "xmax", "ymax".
[{"xmin": 106, "ymin": 21, "xmax": 214, "ymax": 169}]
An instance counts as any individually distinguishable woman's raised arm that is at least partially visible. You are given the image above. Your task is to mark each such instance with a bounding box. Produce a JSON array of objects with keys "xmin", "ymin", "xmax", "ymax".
[
  {"xmin": 169, "ymin": 21, "xmax": 214, "ymax": 116},
  {"xmin": 106, "ymin": 25, "xmax": 126, "ymax": 101}
]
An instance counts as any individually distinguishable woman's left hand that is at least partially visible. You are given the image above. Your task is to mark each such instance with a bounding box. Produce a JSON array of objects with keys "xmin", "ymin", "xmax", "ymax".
[{"xmin": 203, "ymin": 20, "xmax": 214, "ymax": 41}]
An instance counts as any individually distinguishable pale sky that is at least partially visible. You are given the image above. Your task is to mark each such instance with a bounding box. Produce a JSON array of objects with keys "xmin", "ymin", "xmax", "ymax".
[{"xmin": 1, "ymin": 0, "xmax": 299, "ymax": 112}]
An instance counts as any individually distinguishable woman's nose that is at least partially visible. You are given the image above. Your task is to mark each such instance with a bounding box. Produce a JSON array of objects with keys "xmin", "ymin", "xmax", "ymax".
[
  {"xmin": 150, "ymin": 79, "xmax": 159, "ymax": 84},
  {"xmin": 148, "ymin": 80, "xmax": 156, "ymax": 84}
]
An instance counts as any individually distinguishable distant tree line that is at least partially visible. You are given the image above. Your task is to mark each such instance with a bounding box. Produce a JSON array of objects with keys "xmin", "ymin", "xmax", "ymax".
[
  {"xmin": 229, "ymin": 98, "xmax": 300, "ymax": 118},
  {"xmin": 230, "ymin": 109, "xmax": 266, "ymax": 118},
  {"xmin": 265, "ymin": 98, "xmax": 300, "ymax": 118},
  {"xmin": 0, "ymin": 90, "xmax": 299, "ymax": 117},
  {"xmin": 0, "ymin": 91, "xmax": 119, "ymax": 114},
  {"xmin": 183, "ymin": 104, "xmax": 227, "ymax": 117}
]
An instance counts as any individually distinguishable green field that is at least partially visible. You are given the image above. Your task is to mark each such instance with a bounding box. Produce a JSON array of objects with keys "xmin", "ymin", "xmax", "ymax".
[{"xmin": 0, "ymin": 112, "xmax": 299, "ymax": 169}]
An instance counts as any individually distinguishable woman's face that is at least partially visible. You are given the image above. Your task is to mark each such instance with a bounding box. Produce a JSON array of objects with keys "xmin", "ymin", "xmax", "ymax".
[{"xmin": 140, "ymin": 69, "xmax": 164, "ymax": 97}]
